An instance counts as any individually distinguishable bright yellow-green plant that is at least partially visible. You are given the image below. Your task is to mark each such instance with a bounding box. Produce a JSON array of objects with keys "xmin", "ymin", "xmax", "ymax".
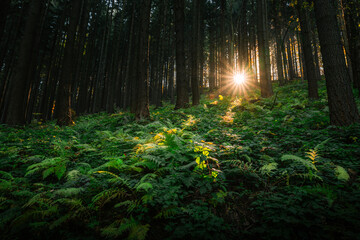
[{"xmin": 194, "ymin": 145, "xmax": 220, "ymax": 181}]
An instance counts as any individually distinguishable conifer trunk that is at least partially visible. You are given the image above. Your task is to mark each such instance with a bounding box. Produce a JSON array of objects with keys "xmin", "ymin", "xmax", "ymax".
[{"xmin": 314, "ymin": 0, "xmax": 360, "ymax": 126}]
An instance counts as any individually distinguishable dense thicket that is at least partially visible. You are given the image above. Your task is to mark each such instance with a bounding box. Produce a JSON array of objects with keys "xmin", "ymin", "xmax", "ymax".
[{"xmin": 0, "ymin": 0, "xmax": 359, "ymax": 126}]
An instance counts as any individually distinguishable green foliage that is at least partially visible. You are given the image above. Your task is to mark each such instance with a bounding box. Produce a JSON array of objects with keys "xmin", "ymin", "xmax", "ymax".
[
  {"xmin": 334, "ymin": 166, "xmax": 350, "ymax": 181},
  {"xmin": 0, "ymin": 81, "xmax": 359, "ymax": 239},
  {"xmin": 26, "ymin": 157, "xmax": 68, "ymax": 180}
]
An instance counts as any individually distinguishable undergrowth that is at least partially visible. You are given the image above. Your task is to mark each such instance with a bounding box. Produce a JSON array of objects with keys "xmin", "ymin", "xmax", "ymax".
[{"xmin": 1, "ymin": 80, "xmax": 359, "ymax": 240}]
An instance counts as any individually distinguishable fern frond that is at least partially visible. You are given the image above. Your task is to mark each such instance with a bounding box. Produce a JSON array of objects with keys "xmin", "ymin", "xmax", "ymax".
[
  {"xmin": 135, "ymin": 182, "xmax": 153, "ymax": 192},
  {"xmin": 114, "ymin": 200, "xmax": 140, "ymax": 213},
  {"xmin": 0, "ymin": 179, "xmax": 12, "ymax": 191},
  {"xmin": 92, "ymin": 188, "xmax": 129, "ymax": 208},
  {"xmin": 53, "ymin": 198, "xmax": 83, "ymax": 209},
  {"xmin": 314, "ymin": 138, "xmax": 331, "ymax": 151},
  {"xmin": 66, "ymin": 170, "xmax": 82, "ymax": 181},
  {"xmin": 23, "ymin": 193, "xmax": 51, "ymax": 208},
  {"xmin": 134, "ymin": 161, "xmax": 158, "ymax": 170},
  {"xmin": 0, "ymin": 171, "xmax": 14, "ymax": 180},
  {"xmin": 306, "ymin": 149, "xmax": 318, "ymax": 162},
  {"xmin": 138, "ymin": 173, "xmax": 157, "ymax": 184},
  {"xmin": 95, "ymin": 170, "xmax": 120, "ymax": 178},
  {"xmin": 181, "ymin": 175, "xmax": 196, "ymax": 188},
  {"xmin": 53, "ymin": 188, "xmax": 84, "ymax": 197},
  {"xmin": 49, "ymin": 213, "xmax": 72, "ymax": 230},
  {"xmin": 154, "ymin": 167, "xmax": 172, "ymax": 176},
  {"xmin": 25, "ymin": 157, "xmax": 68, "ymax": 180},
  {"xmin": 74, "ymin": 143, "xmax": 97, "ymax": 152},
  {"xmin": 128, "ymin": 223, "xmax": 150, "ymax": 240},
  {"xmin": 260, "ymin": 162, "xmax": 278, "ymax": 175},
  {"xmin": 154, "ymin": 206, "xmax": 179, "ymax": 219},
  {"xmin": 101, "ymin": 218, "xmax": 139, "ymax": 238},
  {"xmin": 281, "ymin": 154, "xmax": 317, "ymax": 170},
  {"xmin": 142, "ymin": 155, "xmax": 165, "ymax": 168},
  {"xmin": 335, "ymin": 165, "xmax": 350, "ymax": 181}
]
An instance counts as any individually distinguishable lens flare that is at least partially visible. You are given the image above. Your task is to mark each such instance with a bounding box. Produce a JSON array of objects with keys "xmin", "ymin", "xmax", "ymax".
[{"xmin": 234, "ymin": 73, "xmax": 246, "ymax": 85}]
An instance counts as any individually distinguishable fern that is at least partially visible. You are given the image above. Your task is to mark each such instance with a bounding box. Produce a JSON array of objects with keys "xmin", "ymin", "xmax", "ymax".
[
  {"xmin": 101, "ymin": 220, "xmax": 124, "ymax": 238},
  {"xmin": 314, "ymin": 138, "xmax": 331, "ymax": 151},
  {"xmin": 128, "ymin": 223, "xmax": 150, "ymax": 240},
  {"xmin": 181, "ymin": 174, "xmax": 196, "ymax": 188},
  {"xmin": 135, "ymin": 182, "xmax": 153, "ymax": 193},
  {"xmin": 133, "ymin": 161, "xmax": 158, "ymax": 170},
  {"xmin": 92, "ymin": 188, "xmax": 129, "ymax": 209},
  {"xmin": 154, "ymin": 206, "xmax": 180, "ymax": 219},
  {"xmin": 26, "ymin": 157, "xmax": 68, "ymax": 180},
  {"xmin": 281, "ymin": 154, "xmax": 317, "ymax": 171},
  {"xmin": 49, "ymin": 213, "xmax": 72, "ymax": 230},
  {"xmin": 114, "ymin": 200, "xmax": 139, "ymax": 213},
  {"xmin": 53, "ymin": 198, "xmax": 83, "ymax": 208},
  {"xmin": 260, "ymin": 162, "xmax": 278, "ymax": 175},
  {"xmin": 141, "ymin": 155, "xmax": 165, "ymax": 168},
  {"xmin": 53, "ymin": 187, "xmax": 84, "ymax": 197},
  {"xmin": 0, "ymin": 171, "xmax": 14, "ymax": 180},
  {"xmin": 102, "ymin": 218, "xmax": 135, "ymax": 238},
  {"xmin": 0, "ymin": 179, "xmax": 12, "ymax": 191},
  {"xmin": 334, "ymin": 165, "xmax": 350, "ymax": 181},
  {"xmin": 101, "ymin": 217, "xmax": 149, "ymax": 240},
  {"xmin": 66, "ymin": 170, "xmax": 82, "ymax": 182},
  {"xmin": 23, "ymin": 193, "xmax": 51, "ymax": 208}
]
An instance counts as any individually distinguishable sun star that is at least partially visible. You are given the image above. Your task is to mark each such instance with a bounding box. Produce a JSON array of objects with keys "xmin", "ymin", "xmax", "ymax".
[{"xmin": 234, "ymin": 73, "xmax": 246, "ymax": 85}]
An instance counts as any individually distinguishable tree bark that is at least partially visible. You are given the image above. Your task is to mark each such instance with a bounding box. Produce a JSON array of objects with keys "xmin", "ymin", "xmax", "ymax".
[
  {"xmin": 297, "ymin": 0, "xmax": 319, "ymax": 99},
  {"xmin": 257, "ymin": 0, "xmax": 273, "ymax": 97},
  {"xmin": 274, "ymin": 3, "xmax": 285, "ymax": 85},
  {"xmin": 174, "ymin": 0, "xmax": 189, "ymax": 109},
  {"xmin": 135, "ymin": 0, "xmax": 151, "ymax": 120},
  {"xmin": 343, "ymin": 0, "xmax": 360, "ymax": 94},
  {"xmin": 0, "ymin": 0, "xmax": 11, "ymax": 45},
  {"xmin": 239, "ymin": 0, "xmax": 249, "ymax": 72},
  {"xmin": 314, "ymin": 0, "xmax": 360, "ymax": 126},
  {"xmin": 191, "ymin": 0, "xmax": 200, "ymax": 106},
  {"xmin": 55, "ymin": 0, "xmax": 83, "ymax": 126},
  {"xmin": 3, "ymin": 0, "xmax": 43, "ymax": 125}
]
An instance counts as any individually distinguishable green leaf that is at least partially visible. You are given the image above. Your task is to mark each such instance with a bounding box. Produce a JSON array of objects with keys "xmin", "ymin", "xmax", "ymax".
[
  {"xmin": 136, "ymin": 182, "xmax": 153, "ymax": 192},
  {"xmin": 55, "ymin": 164, "xmax": 67, "ymax": 180},
  {"xmin": 281, "ymin": 154, "xmax": 316, "ymax": 170},
  {"xmin": 42, "ymin": 168, "xmax": 54, "ymax": 179},
  {"xmin": 335, "ymin": 166, "xmax": 350, "ymax": 181},
  {"xmin": 260, "ymin": 162, "xmax": 278, "ymax": 174}
]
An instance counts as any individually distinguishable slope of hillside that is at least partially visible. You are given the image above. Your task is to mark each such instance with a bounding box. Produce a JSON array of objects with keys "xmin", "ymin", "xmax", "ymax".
[{"xmin": 1, "ymin": 81, "xmax": 360, "ymax": 239}]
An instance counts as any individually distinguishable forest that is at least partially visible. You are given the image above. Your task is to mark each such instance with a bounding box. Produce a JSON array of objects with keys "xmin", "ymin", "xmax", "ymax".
[{"xmin": 0, "ymin": 0, "xmax": 360, "ymax": 239}]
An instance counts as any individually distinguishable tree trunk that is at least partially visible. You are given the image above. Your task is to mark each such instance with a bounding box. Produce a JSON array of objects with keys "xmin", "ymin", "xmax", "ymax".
[
  {"xmin": 55, "ymin": 0, "xmax": 83, "ymax": 126},
  {"xmin": 286, "ymin": 38, "xmax": 295, "ymax": 80},
  {"xmin": 219, "ymin": 0, "xmax": 226, "ymax": 91},
  {"xmin": 239, "ymin": 0, "xmax": 249, "ymax": 72},
  {"xmin": 3, "ymin": 0, "xmax": 43, "ymax": 125},
  {"xmin": 135, "ymin": 0, "xmax": 151, "ymax": 120},
  {"xmin": 0, "ymin": 0, "xmax": 11, "ymax": 45},
  {"xmin": 274, "ymin": 4, "xmax": 285, "ymax": 85},
  {"xmin": 314, "ymin": 0, "xmax": 360, "ymax": 126},
  {"xmin": 343, "ymin": 0, "xmax": 360, "ymax": 94},
  {"xmin": 122, "ymin": 3, "xmax": 135, "ymax": 110},
  {"xmin": 209, "ymin": 22, "xmax": 216, "ymax": 91},
  {"xmin": 297, "ymin": 0, "xmax": 319, "ymax": 99},
  {"xmin": 257, "ymin": 0, "xmax": 273, "ymax": 97},
  {"xmin": 191, "ymin": 0, "xmax": 200, "ymax": 106},
  {"xmin": 174, "ymin": 0, "xmax": 189, "ymax": 109}
]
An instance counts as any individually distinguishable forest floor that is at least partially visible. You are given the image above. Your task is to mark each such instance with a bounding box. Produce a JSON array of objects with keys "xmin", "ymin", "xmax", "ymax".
[{"xmin": 1, "ymin": 80, "xmax": 360, "ymax": 240}]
